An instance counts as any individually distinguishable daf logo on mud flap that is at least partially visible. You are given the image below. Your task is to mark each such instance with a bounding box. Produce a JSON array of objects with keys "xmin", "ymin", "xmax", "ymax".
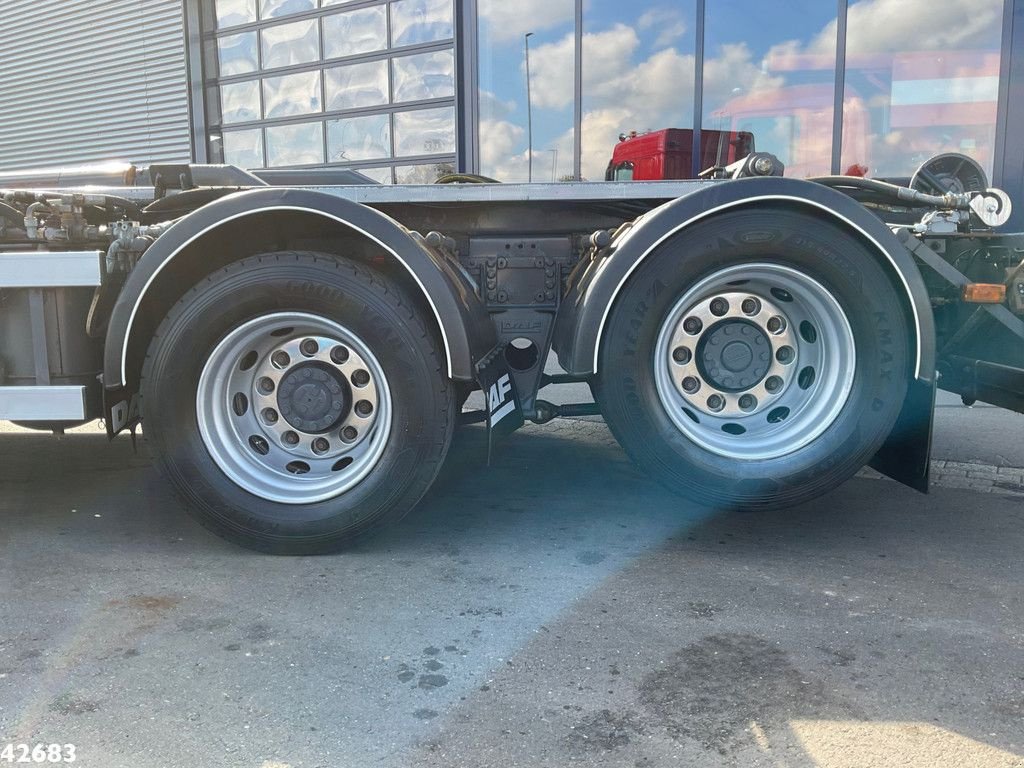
[{"xmin": 488, "ymin": 373, "xmax": 515, "ymax": 425}]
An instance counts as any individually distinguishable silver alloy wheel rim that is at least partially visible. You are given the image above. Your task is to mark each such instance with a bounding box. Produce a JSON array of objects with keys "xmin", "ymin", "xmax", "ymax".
[
  {"xmin": 196, "ymin": 311, "xmax": 392, "ymax": 504},
  {"xmin": 654, "ymin": 263, "xmax": 856, "ymax": 460}
]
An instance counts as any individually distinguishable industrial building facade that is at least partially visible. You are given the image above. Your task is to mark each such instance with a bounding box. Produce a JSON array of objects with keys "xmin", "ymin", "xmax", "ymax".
[{"xmin": 2, "ymin": 1, "xmax": 1024, "ymax": 222}]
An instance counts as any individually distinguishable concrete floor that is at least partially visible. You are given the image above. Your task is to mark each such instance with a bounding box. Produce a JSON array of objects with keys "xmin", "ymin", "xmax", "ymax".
[{"xmin": 0, "ymin": 415, "xmax": 1022, "ymax": 767}]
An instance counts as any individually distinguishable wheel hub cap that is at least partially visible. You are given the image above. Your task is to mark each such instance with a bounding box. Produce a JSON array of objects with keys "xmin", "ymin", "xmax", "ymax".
[
  {"xmin": 277, "ymin": 364, "xmax": 349, "ymax": 432},
  {"xmin": 698, "ymin": 320, "xmax": 771, "ymax": 391}
]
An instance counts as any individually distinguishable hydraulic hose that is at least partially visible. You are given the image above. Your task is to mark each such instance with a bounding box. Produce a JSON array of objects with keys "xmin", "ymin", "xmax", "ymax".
[{"xmin": 809, "ymin": 175, "xmax": 972, "ymax": 210}]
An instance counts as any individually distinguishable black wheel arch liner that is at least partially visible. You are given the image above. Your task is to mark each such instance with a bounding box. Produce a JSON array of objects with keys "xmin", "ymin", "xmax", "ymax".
[
  {"xmin": 103, "ymin": 187, "xmax": 495, "ymax": 425},
  {"xmin": 553, "ymin": 176, "xmax": 937, "ymax": 491}
]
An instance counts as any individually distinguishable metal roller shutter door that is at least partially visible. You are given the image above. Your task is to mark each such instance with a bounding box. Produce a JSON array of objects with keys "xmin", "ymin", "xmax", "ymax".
[{"xmin": 0, "ymin": 0, "xmax": 191, "ymax": 171}]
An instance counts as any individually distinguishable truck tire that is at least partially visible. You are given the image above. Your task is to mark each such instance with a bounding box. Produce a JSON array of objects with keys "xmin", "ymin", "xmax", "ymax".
[
  {"xmin": 593, "ymin": 207, "xmax": 910, "ymax": 510},
  {"xmin": 141, "ymin": 251, "xmax": 454, "ymax": 554}
]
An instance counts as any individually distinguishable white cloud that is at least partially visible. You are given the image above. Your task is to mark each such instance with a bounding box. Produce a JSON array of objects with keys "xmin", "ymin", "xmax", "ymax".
[
  {"xmin": 478, "ymin": 0, "xmax": 574, "ymax": 44},
  {"xmin": 637, "ymin": 7, "xmax": 687, "ymax": 49},
  {"xmin": 809, "ymin": 0, "xmax": 1002, "ymax": 54}
]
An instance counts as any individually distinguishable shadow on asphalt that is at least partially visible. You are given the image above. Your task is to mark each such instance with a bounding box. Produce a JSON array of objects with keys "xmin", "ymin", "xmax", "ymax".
[{"xmin": 0, "ymin": 427, "xmax": 1021, "ymax": 767}]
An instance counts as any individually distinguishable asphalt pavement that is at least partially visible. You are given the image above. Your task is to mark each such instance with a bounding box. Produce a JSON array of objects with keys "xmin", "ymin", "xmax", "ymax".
[{"xmin": 0, "ymin": 404, "xmax": 1022, "ymax": 767}]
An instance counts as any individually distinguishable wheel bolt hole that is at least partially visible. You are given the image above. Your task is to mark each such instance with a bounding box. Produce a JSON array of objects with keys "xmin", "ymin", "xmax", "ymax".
[
  {"xmin": 351, "ymin": 369, "xmax": 370, "ymax": 387},
  {"xmin": 261, "ymin": 408, "xmax": 279, "ymax": 425},
  {"xmin": 683, "ymin": 317, "xmax": 703, "ymax": 335},
  {"xmin": 248, "ymin": 435, "xmax": 269, "ymax": 455},
  {"xmin": 798, "ymin": 366, "xmax": 816, "ymax": 390},
  {"xmin": 232, "ymin": 392, "xmax": 249, "ymax": 416},
  {"xmin": 764, "ymin": 375, "xmax": 784, "ymax": 394},
  {"xmin": 767, "ymin": 406, "xmax": 790, "ymax": 423},
  {"xmin": 738, "ymin": 394, "xmax": 757, "ymax": 412},
  {"xmin": 332, "ymin": 456, "xmax": 354, "ymax": 472},
  {"xmin": 766, "ymin": 316, "xmax": 787, "ymax": 334},
  {"xmin": 776, "ymin": 345, "xmax": 795, "ymax": 364},
  {"xmin": 330, "ymin": 345, "xmax": 350, "ymax": 364},
  {"xmin": 282, "ymin": 430, "xmax": 299, "ymax": 446},
  {"xmin": 682, "ymin": 376, "xmax": 701, "ymax": 394},
  {"xmin": 710, "ymin": 298, "xmax": 729, "ymax": 317},
  {"xmin": 770, "ymin": 287, "xmax": 793, "ymax": 303},
  {"xmin": 286, "ymin": 461, "xmax": 310, "ymax": 475},
  {"xmin": 257, "ymin": 377, "xmax": 275, "ymax": 395},
  {"xmin": 239, "ymin": 350, "xmax": 258, "ymax": 371},
  {"xmin": 271, "ymin": 351, "xmax": 290, "ymax": 369},
  {"xmin": 672, "ymin": 346, "xmax": 692, "ymax": 364},
  {"xmin": 341, "ymin": 426, "xmax": 359, "ymax": 442},
  {"xmin": 355, "ymin": 400, "xmax": 374, "ymax": 417},
  {"xmin": 300, "ymin": 338, "xmax": 319, "ymax": 357},
  {"xmin": 707, "ymin": 394, "xmax": 724, "ymax": 412},
  {"xmin": 741, "ymin": 297, "xmax": 761, "ymax": 316},
  {"xmin": 312, "ymin": 437, "xmax": 330, "ymax": 455},
  {"xmin": 799, "ymin": 321, "xmax": 818, "ymax": 343}
]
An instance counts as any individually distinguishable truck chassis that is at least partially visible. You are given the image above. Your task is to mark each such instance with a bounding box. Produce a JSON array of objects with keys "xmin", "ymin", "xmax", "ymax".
[{"xmin": 1, "ymin": 158, "xmax": 1022, "ymax": 552}]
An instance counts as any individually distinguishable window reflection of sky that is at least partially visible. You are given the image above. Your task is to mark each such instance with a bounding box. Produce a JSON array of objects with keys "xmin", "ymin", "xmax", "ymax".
[{"xmin": 478, "ymin": 0, "xmax": 1004, "ymax": 181}]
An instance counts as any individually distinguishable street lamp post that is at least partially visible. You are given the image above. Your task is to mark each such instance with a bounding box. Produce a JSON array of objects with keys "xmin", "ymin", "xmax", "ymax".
[{"xmin": 525, "ymin": 31, "xmax": 534, "ymax": 182}]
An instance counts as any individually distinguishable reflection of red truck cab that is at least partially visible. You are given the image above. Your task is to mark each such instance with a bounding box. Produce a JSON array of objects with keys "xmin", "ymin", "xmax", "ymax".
[{"xmin": 605, "ymin": 129, "xmax": 753, "ymax": 180}]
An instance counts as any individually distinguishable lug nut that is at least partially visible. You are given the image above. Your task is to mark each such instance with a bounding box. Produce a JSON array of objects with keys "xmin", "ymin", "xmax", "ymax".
[
  {"xmin": 351, "ymin": 369, "xmax": 370, "ymax": 387},
  {"xmin": 257, "ymin": 377, "xmax": 275, "ymax": 395},
  {"xmin": 342, "ymin": 426, "xmax": 358, "ymax": 442},
  {"xmin": 682, "ymin": 376, "xmax": 700, "ymax": 394},
  {"xmin": 766, "ymin": 316, "xmax": 787, "ymax": 334},
  {"xmin": 312, "ymin": 437, "xmax": 330, "ymax": 455},
  {"xmin": 707, "ymin": 394, "xmax": 724, "ymax": 411},
  {"xmin": 776, "ymin": 345, "xmax": 795, "ymax": 364},
  {"xmin": 283, "ymin": 431, "xmax": 299, "ymax": 446},
  {"xmin": 271, "ymin": 351, "xmax": 290, "ymax": 369},
  {"xmin": 710, "ymin": 298, "xmax": 729, "ymax": 317},
  {"xmin": 261, "ymin": 407, "xmax": 279, "ymax": 424},
  {"xmin": 355, "ymin": 400, "xmax": 374, "ymax": 417},
  {"xmin": 741, "ymin": 297, "xmax": 761, "ymax": 315},
  {"xmin": 765, "ymin": 376, "xmax": 783, "ymax": 393},
  {"xmin": 672, "ymin": 346, "xmax": 692, "ymax": 364},
  {"xmin": 683, "ymin": 317, "xmax": 703, "ymax": 335},
  {"xmin": 300, "ymin": 338, "xmax": 319, "ymax": 357},
  {"xmin": 330, "ymin": 345, "xmax": 350, "ymax": 364},
  {"xmin": 739, "ymin": 394, "xmax": 757, "ymax": 411}
]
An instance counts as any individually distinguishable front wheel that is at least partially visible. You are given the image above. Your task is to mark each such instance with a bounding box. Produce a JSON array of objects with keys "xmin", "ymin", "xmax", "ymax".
[
  {"xmin": 594, "ymin": 208, "xmax": 911, "ymax": 509},
  {"xmin": 141, "ymin": 252, "xmax": 454, "ymax": 554}
]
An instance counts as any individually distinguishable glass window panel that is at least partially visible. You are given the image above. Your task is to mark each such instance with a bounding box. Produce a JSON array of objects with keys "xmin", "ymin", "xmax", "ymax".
[
  {"xmin": 391, "ymin": 0, "xmax": 453, "ymax": 46},
  {"xmin": 477, "ymin": 0, "xmax": 574, "ymax": 180},
  {"xmin": 393, "ymin": 106, "xmax": 455, "ymax": 156},
  {"xmin": 215, "ymin": 0, "xmax": 256, "ymax": 28},
  {"xmin": 395, "ymin": 162, "xmax": 456, "ymax": 184},
  {"xmin": 324, "ymin": 60, "xmax": 388, "ymax": 111},
  {"xmin": 263, "ymin": 70, "xmax": 322, "ymax": 118},
  {"xmin": 218, "ymin": 32, "xmax": 259, "ymax": 76},
  {"xmin": 842, "ymin": 0, "xmax": 1005, "ymax": 178},
  {"xmin": 392, "ymin": 50, "xmax": 455, "ymax": 103},
  {"xmin": 260, "ymin": 19, "xmax": 320, "ymax": 69},
  {"xmin": 265, "ymin": 121, "xmax": 325, "ymax": 165},
  {"xmin": 260, "ymin": 0, "xmax": 315, "ymax": 19},
  {"xmin": 327, "ymin": 114, "xmax": 391, "ymax": 162},
  {"xmin": 581, "ymin": 1, "xmax": 696, "ymax": 181},
  {"xmin": 353, "ymin": 166, "xmax": 394, "ymax": 184},
  {"xmin": 220, "ymin": 80, "xmax": 261, "ymax": 123},
  {"xmin": 222, "ymin": 128, "xmax": 264, "ymax": 168},
  {"xmin": 703, "ymin": 1, "xmax": 835, "ymax": 178},
  {"xmin": 322, "ymin": 6, "xmax": 387, "ymax": 59}
]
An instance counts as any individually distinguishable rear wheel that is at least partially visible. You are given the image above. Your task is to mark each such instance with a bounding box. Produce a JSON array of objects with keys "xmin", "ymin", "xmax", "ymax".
[
  {"xmin": 141, "ymin": 252, "xmax": 454, "ymax": 553},
  {"xmin": 594, "ymin": 208, "xmax": 911, "ymax": 509}
]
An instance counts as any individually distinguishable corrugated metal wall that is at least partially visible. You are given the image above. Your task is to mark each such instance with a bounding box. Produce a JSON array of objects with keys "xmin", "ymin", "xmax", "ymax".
[{"xmin": 0, "ymin": 0, "xmax": 191, "ymax": 171}]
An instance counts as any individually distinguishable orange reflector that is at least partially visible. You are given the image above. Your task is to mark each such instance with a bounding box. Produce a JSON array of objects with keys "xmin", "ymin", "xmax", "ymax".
[{"xmin": 962, "ymin": 283, "xmax": 1006, "ymax": 303}]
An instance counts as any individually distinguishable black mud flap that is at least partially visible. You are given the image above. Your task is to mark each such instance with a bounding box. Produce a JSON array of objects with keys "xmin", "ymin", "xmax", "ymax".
[
  {"xmin": 475, "ymin": 345, "xmax": 525, "ymax": 462},
  {"xmin": 869, "ymin": 377, "xmax": 935, "ymax": 493}
]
